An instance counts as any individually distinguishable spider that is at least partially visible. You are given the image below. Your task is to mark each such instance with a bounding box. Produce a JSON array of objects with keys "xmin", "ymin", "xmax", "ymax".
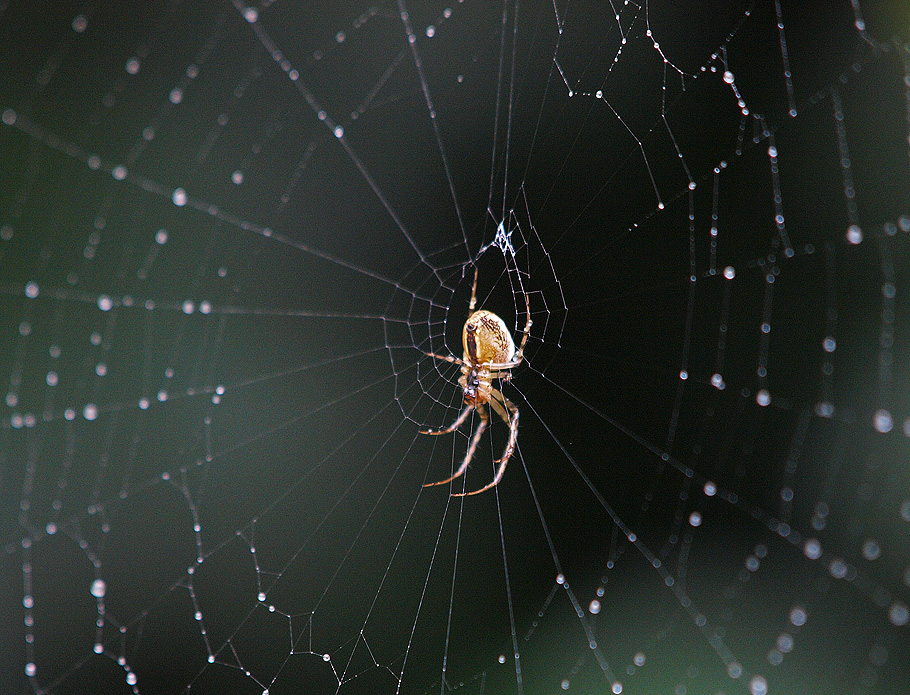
[{"xmin": 421, "ymin": 267, "xmax": 531, "ymax": 496}]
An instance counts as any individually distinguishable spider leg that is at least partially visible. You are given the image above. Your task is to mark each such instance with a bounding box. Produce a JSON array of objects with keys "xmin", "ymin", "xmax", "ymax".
[
  {"xmin": 486, "ymin": 389, "xmax": 512, "ymax": 430},
  {"xmin": 424, "ymin": 351, "xmax": 464, "ymax": 366},
  {"xmin": 423, "ymin": 404, "xmax": 488, "ymax": 489},
  {"xmin": 454, "ymin": 390, "xmax": 519, "ymax": 497},
  {"xmin": 419, "ymin": 403, "xmax": 473, "ymax": 435},
  {"xmin": 468, "ymin": 266, "xmax": 479, "ymax": 313}
]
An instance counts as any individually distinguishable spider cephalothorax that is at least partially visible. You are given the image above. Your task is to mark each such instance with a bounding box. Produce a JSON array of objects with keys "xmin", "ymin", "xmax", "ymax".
[{"xmin": 421, "ymin": 268, "xmax": 531, "ymax": 496}]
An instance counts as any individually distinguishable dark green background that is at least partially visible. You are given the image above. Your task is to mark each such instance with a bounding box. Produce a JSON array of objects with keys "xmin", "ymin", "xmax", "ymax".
[{"xmin": 1, "ymin": 1, "xmax": 909, "ymax": 693}]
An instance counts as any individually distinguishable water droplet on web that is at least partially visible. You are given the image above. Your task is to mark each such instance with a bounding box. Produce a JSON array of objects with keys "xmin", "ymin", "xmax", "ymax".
[
  {"xmin": 873, "ymin": 410, "xmax": 893, "ymax": 433},
  {"xmin": 749, "ymin": 675, "xmax": 767, "ymax": 695},
  {"xmin": 804, "ymin": 539, "xmax": 821, "ymax": 559},
  {"xmin": 862, "ymin": 539, "xmax": 881, "ymax": 561},
  {"xmin": 90, "ymin": 579, "xmax": 106, "ymax": 597},
  {"xmin": 888, "ymin": 602, "xmax": 908, "ymax": 626},
  {"xmin": 777, "ymin": 633, "xmax": 793, "ymax": 653},
  {"xmin": 829, "ymin": 558, "xmax": 848, "ymax": 578}
]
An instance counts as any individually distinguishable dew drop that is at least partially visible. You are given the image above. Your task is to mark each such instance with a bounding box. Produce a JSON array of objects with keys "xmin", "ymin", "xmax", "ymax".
[
  {"xmin": 777, "ymin": 633, "xmax": 793, "ymax": 653},
  {"xmin": 803, "ymin": 539, "xmax": 821, "ymax": 560},
  {"xmin": 873, "ymin": 410, "xmax": 893, "ymax": 433},
  {"xmin": 862, "ymin": 539, "xmax": 881, "ymax": 561},
  {"xmin": 829, "ymin": 558, "xmax": 848, "ymax": 578},
  {"xmin": 889, "ymin": 602, "xmax": 908, "ymax": 626},
  {"xmin": 90, "ymin": 579, "xmax": 106, "ymax": 598}
]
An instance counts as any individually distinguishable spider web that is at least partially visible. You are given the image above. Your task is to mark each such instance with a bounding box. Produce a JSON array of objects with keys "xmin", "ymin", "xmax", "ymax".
[{"xmin": 1, "ymin": 1, "xmax": 909, "ymax": 694}]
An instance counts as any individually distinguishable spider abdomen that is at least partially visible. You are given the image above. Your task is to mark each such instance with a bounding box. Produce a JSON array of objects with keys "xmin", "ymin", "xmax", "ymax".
[{"xmin": 463, "ymin": 310, "xmax": 515, "ymax": 365}]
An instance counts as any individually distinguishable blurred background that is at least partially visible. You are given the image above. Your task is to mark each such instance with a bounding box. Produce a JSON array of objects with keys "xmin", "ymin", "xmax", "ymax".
[{"xmin": 1, "ymin": 1, "xmax": 909, "ymax": 693}]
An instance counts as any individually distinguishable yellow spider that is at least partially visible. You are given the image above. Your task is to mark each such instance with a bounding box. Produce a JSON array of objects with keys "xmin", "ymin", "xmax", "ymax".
[{"xmin": 421, "ymin": 268, "xmax": 531, "ymax": 496}]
